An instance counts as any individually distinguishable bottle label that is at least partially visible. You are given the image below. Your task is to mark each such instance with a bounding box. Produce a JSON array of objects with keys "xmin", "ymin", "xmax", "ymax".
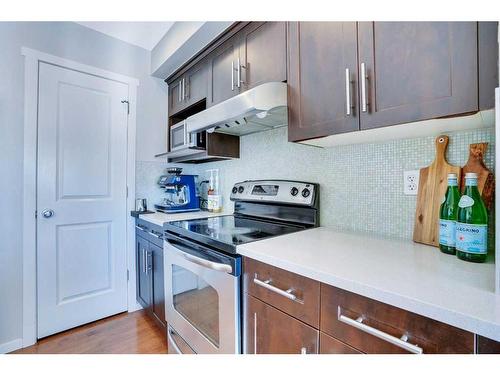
[
  {"xmin": 456, "ymin": 223, "xmax": 488, "ymax": 254},
  {"xmin": 458, "ymin": 195, "xmax": 474, "ymax": 208},
  {"xmin": 439, "ymin": 220, "xmax": 456, "ymax": 246}
]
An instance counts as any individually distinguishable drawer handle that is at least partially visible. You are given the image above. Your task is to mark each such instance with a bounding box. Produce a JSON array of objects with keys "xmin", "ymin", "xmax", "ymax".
[
  {"xmin": 337, "ymin": 307, "xmax": 423, "ymax": 354},
  {"xmin": 135, "ymin": 224, "xmax": 147, "ymax": 231},
  {"xmin": 253, "ymin": 276, "xmax": 303, "ymax": 304}
]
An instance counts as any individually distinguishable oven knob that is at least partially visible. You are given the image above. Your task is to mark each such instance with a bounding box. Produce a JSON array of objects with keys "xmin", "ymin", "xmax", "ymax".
[
  {"xmin": 290, "ymin": 187, "xmax": 299, "ymax": 196},
  {"xmin": 232, "ymin": 186, "xmax": 238, "ymax": 194},
  {"xmin": 301, "ymin": 188, "xmax": 311, "ymax": 198},
  {"xmin": 238, "ymin": 186, "xmax": 245, "ymax": 193}
]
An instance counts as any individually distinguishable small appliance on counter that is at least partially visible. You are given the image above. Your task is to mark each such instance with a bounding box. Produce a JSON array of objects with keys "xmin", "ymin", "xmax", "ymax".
[{"xmin": 154, "ymin": 168, "xmax": 200, "ymax": 214}]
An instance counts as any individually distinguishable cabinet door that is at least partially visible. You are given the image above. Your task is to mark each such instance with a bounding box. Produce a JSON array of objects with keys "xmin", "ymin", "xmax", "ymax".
[
  {"xmin": 169, "ymin": 78, "xmax": 185, "ymax": 116},
  {"xmin": 136, "ymin": 236, "xmax": 151, "ymax": 309},
  {"xmin": 288, "ymin": 22, "xmax": 359, "ymax": 142},
  {"xmin": 207, "ymin": 34, "xmax": 240, "ymax": 106},
  {"xmin": 150, "ymin": 242, "xmax": 166, "ymax": 326},
  {"xmin": 185, "ymin": 61, "xmax": 208, "ymax": 107},
  {"xmin": 358, "ymin": 22, "xmax": 478, "ymax": 130},
  {"xmin": 239, "ymin": 22, "xmax": 287, "ymax": 90},
  {"xmin": 244, "ymin": 294, "xmax": 319, "ymax": 354}
]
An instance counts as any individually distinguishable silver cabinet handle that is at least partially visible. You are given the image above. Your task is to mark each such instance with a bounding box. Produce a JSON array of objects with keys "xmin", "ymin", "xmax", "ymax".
[
  {"xmin": 182, "ymin": 78, "xmax": 185, "ymax": 101},
  {"xmin": 237, "ymin": 57, "xmax": 241, "ymax": 88},
  {"xmin": 41, "ymin": 209, "xmax": 54, "ymax": 218},
  {"xmin": 145, "ymin": 251, "xmax": 151, "ymax": 275},
  {"xmin": 142, "ymin": 248, "xmax": 146, "ymax": 274},
  {"xmin": 345, "ymin": 68, "xmax": 352, "ymax": 116},
  {"xmin": 178, "ymin": 80, "xmax": 182, "ymax": 103},
  {"xmin": 253, "ymin": 276, "xmax": 303, "ymax": 304},
  {"xmin": 167, "ymin": 328, "xmax": 183, "ymax": 354},
  {"xmin": 360, "ymin": 62, "xmax": 368, "ymax": 112},
  {"xmin": 337, "ymin": 307, "xmax": 423, "ymax": 354},
  {"xmin": 253, "ymin": 312, "xmax": 258, "ymax": 354},
  {"xmin": 181, "ymin": 252, "xmax": 232, "ymax": 274},
  {"xmin": 135, "ymin": 224, "xmax": 147, "ymax": 231},
  {"xmin": 231, "ymin": 60, "xmax": 235, "ymax": 91}
]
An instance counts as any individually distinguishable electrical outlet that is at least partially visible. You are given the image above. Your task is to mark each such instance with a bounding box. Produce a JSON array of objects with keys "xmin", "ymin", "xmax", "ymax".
[{"xmin": 404, "ymin": 170, "xmax": 420, "ymax": 195}]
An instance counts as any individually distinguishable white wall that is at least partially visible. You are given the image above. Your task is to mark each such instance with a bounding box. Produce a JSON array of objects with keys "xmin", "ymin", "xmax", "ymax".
[
  {"xmin": 0, "ymin": 21, "xmax": 167, "ymax": 351},
  {"xmin": 151, "ymin": 21, "xmax": 232, "ymax": 78}
]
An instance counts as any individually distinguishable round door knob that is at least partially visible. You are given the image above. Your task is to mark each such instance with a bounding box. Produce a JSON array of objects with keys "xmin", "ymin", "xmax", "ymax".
[{"xmin": 41, "ymin": 209, "xmax": 54, "ymax": 218}]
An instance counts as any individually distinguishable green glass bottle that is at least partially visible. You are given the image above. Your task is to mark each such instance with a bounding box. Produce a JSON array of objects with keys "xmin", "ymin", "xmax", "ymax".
[
  {"xmin": 439, "ymin": 173, "xmax": 460, "ymax": 255},
  {"xmin": 456, "ymin": 173, "xmax": 488, "ymax": 263}
]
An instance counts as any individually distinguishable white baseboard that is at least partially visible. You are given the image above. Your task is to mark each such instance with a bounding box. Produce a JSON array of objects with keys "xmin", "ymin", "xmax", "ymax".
[{"xmin": 0, "ymin": 338, "xmax": 23, "ymax": 354}]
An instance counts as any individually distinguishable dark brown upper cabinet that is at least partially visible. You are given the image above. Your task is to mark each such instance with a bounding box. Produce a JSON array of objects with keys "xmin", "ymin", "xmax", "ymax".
[
  {"xmin": 288, "ymin": 21, "xmax": 495, "ymax": 142},
  {"xmin": 207, "ymin": 22, "xmax": 287, "ymax": 107},
  {"xmin": 168, "ymin": 77, "xmax": 185, "ymax": 116},
  {"xmin": 168, "ymin": 61, "xmax": 208, "ymax": 117},
  {"xmin": 288, "ymin": 22, "xmax": 360, "ymax": 142},
  {"xmin": 358, "ymin": 22, "xmax": 478, "ymax": 130},
  {"xmin": 239, "ymin": 22, "xmax": 287, "ymax": 90},
  {"xmin": 184, "ymin": 61, "xmax": 208, "ymax": 108},
  {"xmin": 207, "ymin": 34, "xmax": 241, "ymax": 107}
]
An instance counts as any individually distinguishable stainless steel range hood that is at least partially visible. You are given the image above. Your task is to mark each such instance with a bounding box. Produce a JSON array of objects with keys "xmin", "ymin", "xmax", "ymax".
[{"xmin": 186, "ymin": 82, "xmax": 287, "ymax": 136}]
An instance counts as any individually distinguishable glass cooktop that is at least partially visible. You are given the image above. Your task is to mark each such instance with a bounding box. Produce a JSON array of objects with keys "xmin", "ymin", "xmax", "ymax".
[{"xmin": 165, "ymin": 215, "xmax": 304, "ymax": 252}]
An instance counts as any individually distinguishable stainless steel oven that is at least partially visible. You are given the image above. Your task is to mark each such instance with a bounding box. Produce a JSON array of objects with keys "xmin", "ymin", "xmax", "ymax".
[
  {"xmin": 170, "ymin": 120, "xmax": 206, "ymax": 152},
  {"xmin": 164, "ymin": 233, "xmax": 241, "ymax": 354}
]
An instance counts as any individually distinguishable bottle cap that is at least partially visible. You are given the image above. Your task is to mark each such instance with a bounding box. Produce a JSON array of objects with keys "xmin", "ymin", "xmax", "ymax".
[
  {"xmin": 447, "ymin": 173, "xmax": 457, "ymax": 179},
  {"xmin": 465, "ymin": 172, "xmax": 478, "ymax": 179}
]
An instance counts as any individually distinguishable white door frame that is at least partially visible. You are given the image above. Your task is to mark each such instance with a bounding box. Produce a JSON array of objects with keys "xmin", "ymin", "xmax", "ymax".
[{"xmin": 21, "ymin": 47, "xmax": 140, "ymax": 348}]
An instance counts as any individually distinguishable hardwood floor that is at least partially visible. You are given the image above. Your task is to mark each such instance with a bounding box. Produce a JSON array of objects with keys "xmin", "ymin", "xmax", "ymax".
[{"xmin": 12, "ymin": 310, "xmax": 168, "ymax": 354}]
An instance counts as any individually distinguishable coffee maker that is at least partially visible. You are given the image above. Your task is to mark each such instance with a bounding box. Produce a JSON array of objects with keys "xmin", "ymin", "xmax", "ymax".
[{"xmin": 154, "ymin": 168, "xmax": 200, "ymax": 213}]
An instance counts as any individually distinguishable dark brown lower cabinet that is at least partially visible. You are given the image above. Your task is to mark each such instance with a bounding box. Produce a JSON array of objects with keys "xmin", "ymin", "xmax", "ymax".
[
  {"xmin": 476, "ymin": 335, "xmax": 500, "ymax": 354},
  {"xmin": 244, "ymin": 294, "xmax": 319, "ymax": 354},
  {"xmin": 321, "ymin": 284, "xmax": 474, "ymax": 354},
  {"xmin": 319, "ymin": 333, "xmax": 361, "ymax": 354}
]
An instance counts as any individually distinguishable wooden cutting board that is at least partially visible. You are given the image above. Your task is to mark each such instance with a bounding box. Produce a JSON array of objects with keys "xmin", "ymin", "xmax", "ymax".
[
  {"xmin": 413, "ymin": 135, "xmax": 461, "ymax": 247},
  {"xmin": 461, "ymin": 143, "xmax": 495, "ymax": 209}
]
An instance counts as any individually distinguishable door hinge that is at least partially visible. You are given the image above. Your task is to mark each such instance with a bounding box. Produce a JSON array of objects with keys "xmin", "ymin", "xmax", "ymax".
[
  {"xmin": 127, "ymin": 269, "xmax": 130, "ymax": 281},
  {"xmin": 121, "ymin": 100, "xmax": 130, "ymax": 115}
]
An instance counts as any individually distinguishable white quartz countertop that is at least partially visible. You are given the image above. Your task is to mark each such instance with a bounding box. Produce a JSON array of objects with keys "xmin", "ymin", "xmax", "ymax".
[
  {"xmin": 236, "ymin": 227, "xmax": 500, "ymax": 342},
  {"xmin": 138, "ymin": 210, "xmax": 229, "ymax": 226}
]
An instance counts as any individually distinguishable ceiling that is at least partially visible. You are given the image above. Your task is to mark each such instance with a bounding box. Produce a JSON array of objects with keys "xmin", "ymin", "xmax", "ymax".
[{"xmin": 77, "ymin": 22, "xmax": 175, "ymax": 50}]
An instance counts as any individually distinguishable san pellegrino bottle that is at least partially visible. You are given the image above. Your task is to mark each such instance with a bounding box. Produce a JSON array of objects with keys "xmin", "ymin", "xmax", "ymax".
[
  {"xmin": 456, "ymin": 173, "xmax": 488, "ymax": 263},
  {"xmin": 439, "ymin": 173, "xmax": 460, "ymax": 255}
]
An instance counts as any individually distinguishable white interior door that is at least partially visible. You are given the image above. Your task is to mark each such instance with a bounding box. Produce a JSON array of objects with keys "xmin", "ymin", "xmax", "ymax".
[{"xmin": 37, "ymin": 62, "xmax": 129, "ymax": 338}]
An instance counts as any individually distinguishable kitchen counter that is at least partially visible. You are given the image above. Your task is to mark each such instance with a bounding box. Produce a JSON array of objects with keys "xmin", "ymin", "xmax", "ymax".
[
  {"xmin": 138, "ymin": 210, "xmax": 230, "ymax": 226},
  {"xmin": 236, "ymin": 227, "xmax": 500, "ymax": 342}
]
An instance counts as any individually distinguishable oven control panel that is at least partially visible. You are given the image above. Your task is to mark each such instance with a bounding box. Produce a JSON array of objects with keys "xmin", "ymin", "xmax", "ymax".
[{"xmin": 230, "ymin": 180, "xmax": 317, "ymax": 206}]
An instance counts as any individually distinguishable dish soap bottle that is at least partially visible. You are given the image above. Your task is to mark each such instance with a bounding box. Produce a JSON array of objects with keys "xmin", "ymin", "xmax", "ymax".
[
  {"xmin": 207, "ymin": 169, "xmax": 222, "ymax": 213},
  {"xmin": 456, "ymin": 173, "xmax": 488, "ymax": 263},
  {"xmin": 439, "ymin": 173, "xmax": 460, "ymax": 255}
]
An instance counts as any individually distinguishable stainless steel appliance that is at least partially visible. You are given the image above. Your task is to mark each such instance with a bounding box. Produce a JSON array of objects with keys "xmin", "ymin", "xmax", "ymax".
[
  {"xmin": 163, "ymin": 180, "xmax": 319, "ymax": 354},
  {"xmin": 169, "ymin": 119, "xmax": 206, "ymax": 155},
  {"xmin": 154, "ymin": 168, "xmax": 200, "ymax": 213},
  {"xmin": 186, "ymin": 82, "xmax": 288, "ymax": 136}
]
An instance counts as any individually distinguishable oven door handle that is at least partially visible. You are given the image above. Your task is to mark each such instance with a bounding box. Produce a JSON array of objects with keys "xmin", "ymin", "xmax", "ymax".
[{"xmin": 181, "ymin": 252, "xmax": 233, "ymax": 274}]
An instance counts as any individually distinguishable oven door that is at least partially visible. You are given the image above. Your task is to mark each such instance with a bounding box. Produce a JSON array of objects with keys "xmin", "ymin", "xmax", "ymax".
[
  {"xmin": 164, "ymin": 234, "xmax": 241, "ymax": 354},
  {"xmin": 170, "ymin": 121, "xmax": 188, "ymax": 152}
]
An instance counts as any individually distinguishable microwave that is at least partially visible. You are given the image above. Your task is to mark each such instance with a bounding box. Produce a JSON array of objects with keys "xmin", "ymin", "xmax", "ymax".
[{"xmin": 170, "ymin": 120, "xmax": 206, "ymax": 152}]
